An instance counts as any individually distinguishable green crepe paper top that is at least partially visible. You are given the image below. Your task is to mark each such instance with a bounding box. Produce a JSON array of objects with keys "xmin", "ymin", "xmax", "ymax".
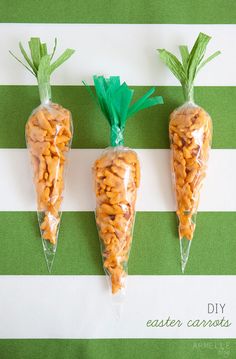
[
  {"xmin": 158, "ymin": 32, "xmax": 221, "ymax": 102},
  {"xmin": 10, "ymin": 38, "xmax": 75, "ymax": 104},
  {"xmin": 84, "ymin": 75, "xmax": 163, "ymax": 147}
]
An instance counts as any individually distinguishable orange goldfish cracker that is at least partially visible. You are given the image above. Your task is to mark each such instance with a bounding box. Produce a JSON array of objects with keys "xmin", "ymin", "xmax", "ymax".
[
  {"xmin": 26, "ymin": 102, "xmax": 72, "ymax": 245},
  {"xmin": 170, "ymin": 106, "xmax": 212, "ymax": 240},
  {"xmin": 94, "ymin": 148, "xmax": 140, "ymax": 294}
]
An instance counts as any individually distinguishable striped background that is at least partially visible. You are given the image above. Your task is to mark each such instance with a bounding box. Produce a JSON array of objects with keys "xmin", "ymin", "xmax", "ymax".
[{"xmin": 0, "ymin": 1, "xmax": 236, "ymax": 358}]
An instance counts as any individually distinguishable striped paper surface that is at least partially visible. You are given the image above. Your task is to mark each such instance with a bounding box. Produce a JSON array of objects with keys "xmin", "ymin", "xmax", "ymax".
[{"xmin": 0, "ymin": 1, "xmax": 236, "ymax": 358}]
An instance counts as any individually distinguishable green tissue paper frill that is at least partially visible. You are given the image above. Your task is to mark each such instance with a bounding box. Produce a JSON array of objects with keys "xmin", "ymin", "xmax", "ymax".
[
  {"xmin": 84, "ymin": 75, "xmax": 164, "ymax": 147},
  {"xmin": 10, "ymin": 37, "xmax": 75, "ymax": 104}
]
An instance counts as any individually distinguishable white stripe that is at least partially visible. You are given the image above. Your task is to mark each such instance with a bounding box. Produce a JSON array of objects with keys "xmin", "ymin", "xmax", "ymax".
[
  {"xmin": 0, "ymin": 24, "xmax": 235, "ymax": 86},
  {"xmin": 0, "ymin": 275, "xmax": 235, "ymax": 339},
  {"xmin": 0, "ymin": 148, "xmax": 235, "ymax": 212}
]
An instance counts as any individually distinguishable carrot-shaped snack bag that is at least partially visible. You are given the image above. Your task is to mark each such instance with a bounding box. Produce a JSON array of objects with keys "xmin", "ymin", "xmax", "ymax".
[
  {"xmin": 158, "ymin": 33, "xmax": 220, "ymax": 272},
  {"xmin": 10, "ymin": 38, "xmax": 75, "ymax": 271},
  {"xmin": 85, "ymin": 75, "xmax": 163, "ymax": 296}
]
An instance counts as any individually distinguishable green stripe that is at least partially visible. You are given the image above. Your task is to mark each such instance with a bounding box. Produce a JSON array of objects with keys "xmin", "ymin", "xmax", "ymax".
[
  {"xmin": 0, "ymin": 0, "xmax": 235, "ymax": 23},
  {"xmin": 0, "ymin": 86, "xmax": 235, "ymax": 149},
  {"xmin": 0, "ymin": 339, "xmax": 235, "ymax": 359},
  {"xmin": 0, "ymin": 212, "xmax": 235, "ymax": 275}
]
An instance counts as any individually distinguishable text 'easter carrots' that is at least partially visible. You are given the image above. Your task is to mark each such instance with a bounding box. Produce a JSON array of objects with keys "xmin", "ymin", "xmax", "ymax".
[
  {"xmin": 158, "ymin": 32, "xmax": 220, "ymax": 272},
  {"xmin": 10, "ymin": 38, "xmax": 74, "ymax": 271},
  {"xmin": 85, "ymin": 76, "xmax": 163, "ymax": 295}
]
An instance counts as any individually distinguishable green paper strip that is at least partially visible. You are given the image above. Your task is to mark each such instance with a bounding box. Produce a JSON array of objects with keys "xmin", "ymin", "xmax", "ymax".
[
  {"xmin": 85, "ymin": 76, "xmax": 163, "ymax": 146},
  {"xmin": 0, "ymin": 0, "xmax": 235, "ymax": 23},
  {"xmin": 0, "ymin": 211, "xmax": 235, "ymax": 275},
  {"xmin": 9, "ymin": 38, "xmax": 75, "ymax": 103},
  {"xmin": 158, "ymin": 33, "xmax": 221, "ymax": 102},
  {"xmin": 0, "ymin": 86, "xmax": 235, "ymax": 149}
]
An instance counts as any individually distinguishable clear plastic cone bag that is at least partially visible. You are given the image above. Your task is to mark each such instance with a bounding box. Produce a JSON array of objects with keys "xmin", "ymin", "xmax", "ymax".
[
  {"xmin": 169, "ymin": 101, "xmax": 212, "ymax": 272},
  {"xmin": 10, "ymin": 37, "xmax": 75, "ymax": 271},
  {"xmin": 158, "ymin": 32, "xmax": 220, "ymax": 271},
  {"xmin": 93, "ymin": 146, "xmax": 140, "ymax": 295},
  {"xmin": 85, "ymin": 75, "xmax": 163, "ymax": 300},
  {"xmin": 25, "ymin": 101, "xmax": 73, "ymax": 271}
]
